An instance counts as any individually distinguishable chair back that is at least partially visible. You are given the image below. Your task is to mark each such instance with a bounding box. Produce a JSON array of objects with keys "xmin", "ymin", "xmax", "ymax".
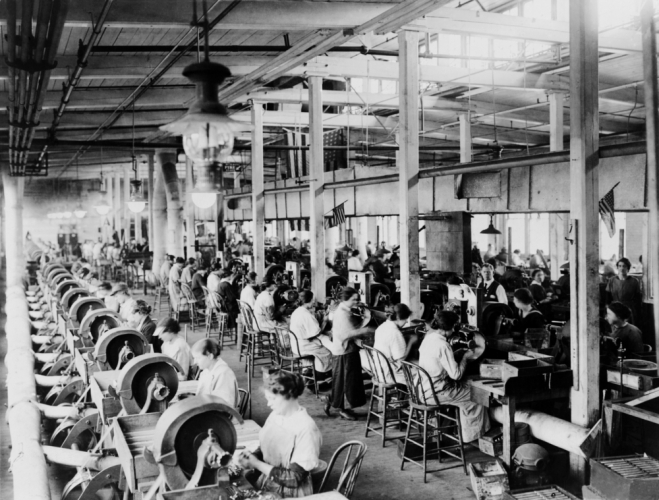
[
  {"xmin": 274, "ymin": 327, "xmax": 294, "ymax": 360},
  {"xmin": 237, "ymin": 388, "xmax": 250, "ymax": 418},
  {"xmin": 400, "ymin": 360, "xmax": 441, "ymax": 408},
  {"xmin": 201, "ymin": 285, "xmax": 210, "ymax": 301},
  {"xmin": 237, "ymin": 300, "xmax": 260, "ymax": 332},
  {"xmin": 362, "ymin": 345, "xmax": 399, "ymax": 386},
  {"xmin": 287, "ymin": 329, "xmax": 305, "ymax": 358},
  {"xmin": 144, "ymin": 271, "xmax": 159, "ymax": 289},
  {"xmin": 181, "ymin": 283, "xmax": 196, "ymax": 303},
  {"xmin": 206, "ymin": 289, "xmax": 221, "ymax": 311},
  {"xmin": 318, "ymin": 440, "xmax": 368, "ymax": 499}
]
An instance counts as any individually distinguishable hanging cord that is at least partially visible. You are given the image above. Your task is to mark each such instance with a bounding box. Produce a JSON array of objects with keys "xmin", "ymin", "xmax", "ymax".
[
  {"xmin": 522, "ymin": 41, "xmax": 530, "ymax": 156},
  {"xmin": 626, "ymin": 84, "xmax": 639, "ymax": 142},
  {"xmin": 345, "ymin": 78, "xmax": 351, "ymax": 168}
]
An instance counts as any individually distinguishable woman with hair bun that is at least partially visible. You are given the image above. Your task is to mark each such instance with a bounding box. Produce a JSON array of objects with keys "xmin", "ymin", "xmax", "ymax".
[
  {"xmin": 373, "ymin": 303, "xmax": 415, "ymax": 384},
  {"xmin": 130, "ymin": 299, "xmax": 159, "ymax": 352},
  {"xmin": 238, "ymin": 369, "xmax": 322, "ymax": 498},
  {"xmin": 191, "ymin": 338, "xmax": 239, "ymax": 408},
  {"xmin": 510, "ymin": 288, "xmax": 545, "ymax": 334}
]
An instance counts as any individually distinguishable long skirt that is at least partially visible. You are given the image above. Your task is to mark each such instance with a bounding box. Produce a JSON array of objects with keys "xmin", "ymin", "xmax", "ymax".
[
  {"xmin": 330, "ymin": 350, "xmax": 366, "ymax": 410},
  {"xmin": 437, "ymin": 382, "xmax": 491, "ymax": 443},
  {"xmin": 299, "ymin": 337, "xmax": 334, "ymax": 373}
]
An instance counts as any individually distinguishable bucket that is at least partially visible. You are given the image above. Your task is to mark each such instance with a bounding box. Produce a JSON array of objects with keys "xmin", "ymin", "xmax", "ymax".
[{"xmin": 619, "ymin": 359, "xmax": 658, "ymax": 376}]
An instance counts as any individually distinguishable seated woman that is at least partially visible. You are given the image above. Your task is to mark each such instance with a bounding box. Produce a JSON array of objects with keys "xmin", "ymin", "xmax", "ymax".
[
  {"xmin": 254, "ymin": 280, "xmax": 282, "ymax": 333},
  {"xmin": 289, "ymin": 290, "xmax": 333, "ymax": 375},
  {"xmin": 605, "ymin": 301, "xmax": 645, "ymax": 356},
  {"xmin": 191, "ymin": 338, "xmax": 239, "ymax": 408},
  {"xmin": 155, "ymin": 318, "xmax": 192, "ymax": 380},
  {"xmin": 418, "ymin": 310, "xmax": 490, "ymax": 443},
  {"xmin": 238, "ymin": 369, "xmax": 322, "ymax": 498},
  {"xmin": 129, "ymin": 300, "xmax": 159, "ymax": 353},
  {"xmin": 509, "ymin": 288, "xmax": 545, "ymax": 335},
  {"xmin": 372, "ymin": 303, "xmax": 416, "ymax": 385}
]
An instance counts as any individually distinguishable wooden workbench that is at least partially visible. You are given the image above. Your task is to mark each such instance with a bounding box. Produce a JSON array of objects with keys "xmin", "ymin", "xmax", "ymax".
[{"xmin": 468, "ymin": 370, "xmax": 572, "ymax": 466}]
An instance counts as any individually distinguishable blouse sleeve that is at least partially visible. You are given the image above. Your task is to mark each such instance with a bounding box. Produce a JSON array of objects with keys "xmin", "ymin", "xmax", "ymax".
[
  {"xmin": 437, "ymin": 341, "xmax": 466, "ymax": 381},
  {"xmin": 495, "ymin": 284, "xmax": 508, "ymax": 304},
  {"xmin": 290, "ymin": 426, "xmax": 322, "ymax": 471}
]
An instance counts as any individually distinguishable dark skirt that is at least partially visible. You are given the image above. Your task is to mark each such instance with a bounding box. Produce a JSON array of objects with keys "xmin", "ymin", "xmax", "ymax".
[{"xmin": 331, "ymin": 350, "xmax": 366, "ymax": 410}]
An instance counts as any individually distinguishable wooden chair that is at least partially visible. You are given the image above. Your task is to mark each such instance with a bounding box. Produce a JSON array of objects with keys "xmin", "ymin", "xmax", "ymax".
[
  {"xmin": 152, "ymin": 274, "xmax": 169, "ymax": 313},
  {"xmin": 237, "ymin": 300, "xmax": 273, "ymax": 376},
  {"xmin": 318, "ymin": 441, "xmax": 368, "ymax": 499},
  {"xmin": 362, "ymin": 345, "xmax": 408, "ymax": 447},
  {"xmin": 179, "ymin": 283, "xmax": 202, "ymax": 331},
  {"xmin": 237, "ymin": 388, "xmax": 250, "ymax": 418},
  {"xmin": 205, "ymin": 289, "xmax": 231, "ymax": 348},
  {"xmin": 399, "ymin": 361, "xmax": 467, "ymax": 483},
  {"xmin": 274, "ymin": 327, "xmax": 319, "ymax": 397}
]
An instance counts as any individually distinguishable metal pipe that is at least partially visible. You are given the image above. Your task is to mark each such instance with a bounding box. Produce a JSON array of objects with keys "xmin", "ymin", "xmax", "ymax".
[
  {"xmin": 5, "ymin": 0, "xmax": 18, "ymax": 171},
  {"xmin": 42, "ymin": 446, "xmax": 122, "ymax": 471},
  {"xmin": 490, "ymin": 406, "xmax": 599, "ymax": 459},
  {"xmin": 15, "ymin": 0, "xmax": 35, "ymax": 152}
]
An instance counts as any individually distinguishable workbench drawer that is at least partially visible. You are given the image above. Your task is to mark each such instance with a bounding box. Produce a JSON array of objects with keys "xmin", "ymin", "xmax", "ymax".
[{"xmin": 501, "ymin": 359, "xmax": 553, "ymax": 382}]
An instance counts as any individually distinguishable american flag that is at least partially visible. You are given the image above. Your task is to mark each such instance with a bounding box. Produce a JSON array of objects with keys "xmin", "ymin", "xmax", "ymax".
[
  {"xmin": 325, "ymin": 202, "xmax": 346, "ymax": 229},
  {"xmin": 599, "ymin": 182, "xmax": 619, "ymax": 238}
]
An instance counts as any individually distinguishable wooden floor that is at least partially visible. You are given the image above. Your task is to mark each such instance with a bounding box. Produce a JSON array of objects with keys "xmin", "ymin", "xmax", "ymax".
[{"xmin": 0, "ymin": 281, "xmax": 492, "ymax": 500}]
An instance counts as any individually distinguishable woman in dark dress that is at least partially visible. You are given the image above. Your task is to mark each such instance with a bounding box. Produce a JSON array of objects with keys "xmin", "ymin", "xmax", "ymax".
[
  {"xmin": 130, "ymin": 299, "xmax": 160, "ymax": 352},
  {"xmin": 510, "ymin": 288, "xmax": 545, "ymax": 335}
]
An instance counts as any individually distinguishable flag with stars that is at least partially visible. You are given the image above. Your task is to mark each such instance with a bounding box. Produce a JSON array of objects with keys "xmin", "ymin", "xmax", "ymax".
[{"xmin": 599, "ymin": 183, "xmax": 618, "ymax": 238}]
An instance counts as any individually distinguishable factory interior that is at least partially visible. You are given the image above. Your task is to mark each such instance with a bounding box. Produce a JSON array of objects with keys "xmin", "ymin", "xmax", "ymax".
[{"xmin": 4, "ymin": 0, "xmax": 659, "ymax": 499}]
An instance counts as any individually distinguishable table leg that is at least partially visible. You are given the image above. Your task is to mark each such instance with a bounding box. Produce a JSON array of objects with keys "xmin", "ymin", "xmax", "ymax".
[{"xmin": 501, "ymin": 398, "xmax": 516, "ymax": 467}]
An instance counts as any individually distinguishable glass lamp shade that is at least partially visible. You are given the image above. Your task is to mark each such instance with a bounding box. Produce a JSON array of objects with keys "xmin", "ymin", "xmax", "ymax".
[
  {"xmin": 73, "ymin": 208, "xmax": 87, "ymax": 219},
  {"xmin": 191, "ymin": 191, "xmax": 217, "ymax": 209},
  {"xmin": 127, "ymin": 200, "xmax": 147, "ymax": 213},
  {"xmin": 95, "ymin": 201, "xmax": 111, "ymax": 216},
  {"xmin": 47, "ymin": 212, "xmax": 58, "ymax": 219},
  {"xmin": 480, "ymin": 215, "xmax": 501, "ymax": 235},
  {"xmin": 61, "ymin": 211, "xmax": 72, "ymax": 219}
]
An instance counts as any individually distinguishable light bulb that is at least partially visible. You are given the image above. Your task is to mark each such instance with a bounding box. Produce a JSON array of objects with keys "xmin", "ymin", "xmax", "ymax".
[
  {"xmin": 183, "ymin": 125, "xmax": 235, "ymax": 165},
  {"xmin": 61, "ymin": 211, "xmax": 72, "ymax": 219},
  {"xmin": 73, "ymin": 209, "xmax": 87, "ymax": 219},
  {"xmin": 191, "ymin": 192, "xmax": 217, "ymax": 209},
  {"xmin": 127, "ymin": 201, "xmax": 147, "ymax": 213}
]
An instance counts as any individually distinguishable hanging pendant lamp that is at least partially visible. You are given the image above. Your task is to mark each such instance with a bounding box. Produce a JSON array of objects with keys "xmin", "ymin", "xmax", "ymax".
[{"xmin": 480, "ymin": 214, "xmax": 502, "ymax": 235}]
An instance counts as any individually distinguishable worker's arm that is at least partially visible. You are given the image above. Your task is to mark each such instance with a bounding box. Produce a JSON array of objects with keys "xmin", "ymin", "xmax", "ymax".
[
  {"xmin": 496, "ymin": 285, "xmax": 508, "ymax": 304},
  {"xmin": 438, "ymin": 342, "xmax": 472, "ymax": 381}
]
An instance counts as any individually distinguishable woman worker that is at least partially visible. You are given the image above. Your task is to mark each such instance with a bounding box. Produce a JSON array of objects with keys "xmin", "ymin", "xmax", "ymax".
[
  {"xmin": 529, "ymin": 269, "xmax": 554, "ymax": 319},
  {"xmin": 418, "ymin": 310, "xmax": 490, "ymax": 442},
  {"xmin": 191, "ymin": 338, "xmax": 239, "ymax": 409},
  {"xmin": 129, "ymin": 300, "xmax": 160, "ymax": 353},
  {"xmin": 372, "ymin": 303, "xmax": 416, "ymax": 384},
  {"xmin": 155, "ymin": 318, "xmax": 193, "ymax": 380},
  {"xmin": 323, "ymin": 287, "xmax": 373, "ymax": 421},
  {"xmin": 289, "ymin": 290, "xmax": 333, "ymax": 376},
  {"xmin": 238, "ymin": 369, "xmax": 322, "ymax": 498},
  {"xmin": 509, "ymin": 288, "xmax": 545, "ymax": 335},
  {"xmin": 606, "ymin": 257, "xmax": 643, "ymax": 325}
]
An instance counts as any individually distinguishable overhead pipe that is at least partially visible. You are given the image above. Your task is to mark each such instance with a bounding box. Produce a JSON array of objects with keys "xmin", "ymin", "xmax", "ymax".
[
  {"xmin": 19, "ymin": 0, "xmax": 71, "ymax": 172},
  {"xmin": 5, "ymin": 0, "xmax": 17, "ymax": 171},
  {"xmin": 36, "ymin": 0, "xmax": 115, "ymax": 167},
  {"xmin": 15, "ymin": 0, "xmax": 35, "ymax": 153}
]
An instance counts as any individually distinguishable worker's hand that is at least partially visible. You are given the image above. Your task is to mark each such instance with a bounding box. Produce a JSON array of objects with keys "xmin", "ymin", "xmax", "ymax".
[
  {"xmin": 238, "ymin": 450, "xmax": 259, "ymax": 469},
  {"xmin": 462, "ymin": 349, "xmax": 475, "ymax": 360}
]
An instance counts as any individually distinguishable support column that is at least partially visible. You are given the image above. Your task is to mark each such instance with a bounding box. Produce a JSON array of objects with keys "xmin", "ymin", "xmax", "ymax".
[
  {"xmin": 277, "ymin": 220, "xmax": 287, "ymax": 247},
  {"xmin": 134, "ymin": 210, "xmax": 142, "ymax": 243},
  {"xmin": 156, "ymin": 150, "xmax": 183, "ymax": 259},
  {"xmin": 185, "ymin": 159, "xmax": 196, "ymax": 260},
  {"xmin": 524, "ymin": 215, "xmax": 531, "ymax": 257},
  {"xmin": 123, "ymin": 166, "xmax": 131, "ymax": 242},
  {"xmin": 152, "ymin": 155, "xmax": 167, "ymax": 273},
  {"xmin": 460, "ymin": 112, "xmax": 472, "ymax": 162},
  {"xmin": 309, "ymin": 76, "xmax": 326, "ymax": 301},
  {"xmin": 251, "ymin": 103, "xmax": 265, "ymax": 279},
  {"xmin": 398, "ymin": 30, "xmax": 421, "ymax": 317},
  {"xmin": 105, "ymin": 172, "xmax": 113, "ymax": 243},
  {"xmin": 366, "ymin": 217, "xmax": 377, "ymax": 256},
  {"xmin": 641, "ymin": 0, "xmax": 659, "ymax": 359},
  {"xmin": 114, "ymin": 172, "xmax": 121, "ymax": 238},
  {"xmin": 3, "ymin": 174, "xmax": 24, "ymax": 287},
  {"xmin": 569, "ymin": 0, "xmax": 600, "ymax": 478},
  {"xmin": 147, "ymin": 153, "xmax": 155, "ymax": 249},
  {"xmin": 549, "ymin": 92, "xmax": 566, "ymax": 280},
  {"xmin": 215, "ymin": 192, "xmax": 224, "ymax": 259}
]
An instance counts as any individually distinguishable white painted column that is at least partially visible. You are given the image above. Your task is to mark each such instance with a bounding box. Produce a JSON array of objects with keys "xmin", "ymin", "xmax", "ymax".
[
  {"xmin": 114, "ymin": 171, "xmax": 121, "ymax": 241},
  {"xmin": 105, "ymin": 171, "xmax": 114, "ymax": 242},
  {"xmin": 123, "ymin": 166, "xmax": 131, "ymax": 242},
  {"xmin": 3, "ymin": 174, "xmax": 25, "ymax": 287},
  {"xmin": 309, "ymin": 76, "xmax": 326, "ymax": 301},
  {"xmin": 185, "ymin": 159, "xmax": 196, "ymax": 260},
  {"xmin": 460, "ymin": 112, "xmax": 472, "ymax": 163},
  {"xmin": 398, "ymin": 30, "xmax": 421, "ymax": 317},
  {"xmin": 147, "ymin": 153, "xmax": 155, "ymax": 249},
  {"xmin": 569, "ymin": 0, "xmax": 600, "ymax": 479},
  {"xmin": 251, "ymin": 103, "xmax": 265, "ymax": 279},
  {"xmin": 549, "ymin": 92, "xmax": 566, "ymax": 280}
]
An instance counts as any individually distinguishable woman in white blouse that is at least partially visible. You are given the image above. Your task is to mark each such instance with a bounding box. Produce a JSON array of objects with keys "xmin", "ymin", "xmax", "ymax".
[
  {"xmin": 372, "ymin": 303, "xmax": 416, "ymax": 384},
  {"xmin": 418, "ymin": 310, "xmax": 490, "ymax": 443},
  {"xmin": 289, "ymin": 290, "xmax": 333, "ymax": 374},
  {"xmin": 191, "ymin": 338, "xmax": 239, "ymax": 409},
  {"xmin": 155, "ymin": 318, "xmax": 192, "ymax": 380},
  {"xmin": 238, "ymin": 369, "xmax": 322, "ymax": 498}
]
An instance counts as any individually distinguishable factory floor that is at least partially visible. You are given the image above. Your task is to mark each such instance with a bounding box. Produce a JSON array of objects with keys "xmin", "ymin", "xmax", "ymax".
[{"xmin": 0, "ymin": 280, "xmax": 503, "ymax": 500}]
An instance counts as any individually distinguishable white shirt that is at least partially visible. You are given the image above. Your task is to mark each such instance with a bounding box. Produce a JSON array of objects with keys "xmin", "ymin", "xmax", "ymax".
[
  {"xmin": 418, "ymin": 331, "xmax": 466, "ymax": 395},
  {"xmin": 119, "ymin": 298, "xmax": 137, "ymax": 323},
  {"xmin": 254, "ymin": 290, "xmax": 276, "ymax": 331},
  {"xmin": 196, "ymin": 357, "xmax": 239, "ymax": 408},
  {"xmin": 483, "ymin": 279, "xmax": 508, "ymax": 304},
  {"xmin": 347, "ymin": 257, "xmax": 363, "ymax": 271},
  {"xmin": 207, "ymin": 272, "xmax": 222, "ymax": 295},
  {"xmin": 240, "ymin": 284, "xmax": 258, "ymax": 309},
  {"xmin": 161, "ymin": 335, "xmax": 192, "ymax": 379},
  {"xmin": 290, "ymin": 306, "xmax": 321, "ymax": 354},
  {"xmin": 373, "ymin": 320, "xmax": 406, "ymax": 384}
]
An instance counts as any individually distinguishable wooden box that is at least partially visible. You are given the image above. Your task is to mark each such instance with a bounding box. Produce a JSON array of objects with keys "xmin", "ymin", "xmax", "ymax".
[
  {"xmin": 469, "ymin": 459, "xmax": 509, "ymax": 500},
  {"xmin": 479, "ymin": 427, "xmax": 503, "ymax": 457},
  {"xmin": 90, "ymin": 370, "xmax": 123, "ymax": 425},
  {"xmin": 508, "ymin": 350, "xmax": 554, "ymax": 364},
  {"xmin": 113, "ymin": 412, "xmax": 161, "ymax": 493},
  {"xmin": 480, "ymin": 359, "xmax": 505, "ymax": 380},
  {"xmin": 501, "ymin": 359, "xmax": 553, "ymax": 382},
  {"xmin": 502, "ymin": 485, "xmax": 578, "ymax": 500}
]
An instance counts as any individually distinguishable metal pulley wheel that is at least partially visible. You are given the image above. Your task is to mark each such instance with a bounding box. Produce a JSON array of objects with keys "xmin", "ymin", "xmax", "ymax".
[
  {"xmin": 61, "ymin": 288, "xmax": 91, "ymax": 312},
  {"xmin": 326, "ymin": 275, "xmax": 348, "ymax": 300},
  {"xmin": 56, "ymin": 280, "xmax": 80, "ymax": 299},
  {"xmin": 40, "ymin": 354, "xmax": 72, "ymax": 376},
  {"xmin": 42, "ymin": 262, "xmax": 64, "ymax": 278},
  {"xmin": 370, "ymin": 283, "xmax": 392, "ymax": 310},
  {"xmin": 481, "ymin": 302, "xmax": 515, "ymax": 336},
  {"xmin": 61, "ymin": 464, "xmax": 123, "ymax": 500},
  {"xmin": 115, "ymin": 354, "xmax": 183, "ymax": 415},
  {"xmin": 420, "ymin": 289, "xmax": 445, "ymax": 322},
  {"xmin": 43, "ymin": 379, "xmax": 84, "ymax": 406},
  {"xmin": 93, "ymin": 327, "xmax": 149, "ymax": 371},
  {"xmin": 150, "ymin": 395, "xmax": 243, "ymax": 490},
  {"xmin": 265, "ymin": 264, "xmax": 286, "ymax": 284},
  {"xmin": 69, "ymin": 298, "xmax": 105, "ymax": 324},
  {"xmin": 46, "ymin": 267, "xmax": 69, "ymax": 286},
  {"xmin": 79, "ymin": 309, "xmax": 122, "ymax": 344},
  {"xmin": 50, "ymin": 413, "xmax": 99, "ymax": 451}
]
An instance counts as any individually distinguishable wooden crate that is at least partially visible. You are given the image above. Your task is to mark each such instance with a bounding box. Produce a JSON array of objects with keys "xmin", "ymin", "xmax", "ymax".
[
  {"xmin": 113, "ymin": 412, "xmax": 161, "ymax": 493},
  {"xmin": 508, "ymin": 351, "xmax": 554, "ymax": 364},
  {"xmin": 501, "ymin": 359, "xmax": 553, "ymax": 382},
  {"xmin": 479, "ymin": 427, "xmax": 503, "ymax": 457},
  {"xmin": 468, "ymin": 459, "xmax": 509, "ymax": 500},
  {"xmin": 480, "ymin": 359, "xmax": 505, "ymax": 380},
  {"xmin": 90, "ymin": 370, "xmax": 123, "ymax": 425}
]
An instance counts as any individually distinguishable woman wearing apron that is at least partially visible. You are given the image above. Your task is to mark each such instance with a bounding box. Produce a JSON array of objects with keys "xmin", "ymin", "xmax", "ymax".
[
  {"xmin": 191, "ymin": 338, "xmax": 239, "ymax": 409},
  {"xmin": 238, "ymin": 370, "xmax": 322, "ymax": 498}
]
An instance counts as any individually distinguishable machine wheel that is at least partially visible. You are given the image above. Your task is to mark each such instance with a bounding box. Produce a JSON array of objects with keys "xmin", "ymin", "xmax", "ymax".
[{"xmin": 61, "ymin": 464, "xmax": 123, "ymax": 500}]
